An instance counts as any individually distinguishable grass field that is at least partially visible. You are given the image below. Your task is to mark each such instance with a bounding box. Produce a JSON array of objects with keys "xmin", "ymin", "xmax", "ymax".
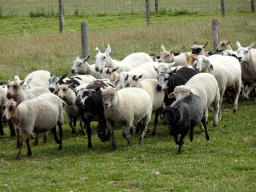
[{"xmin": 0, "ymin": 1, "xmax": 256, "ymax": 191}]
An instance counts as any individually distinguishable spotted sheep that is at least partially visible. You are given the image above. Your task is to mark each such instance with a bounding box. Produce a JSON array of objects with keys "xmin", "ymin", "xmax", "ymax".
[
  {"xmin": 71, "ymin": 55, "xmax": 101, "ymax": 79},
  {"xmin": 101, "ymin": 87, "xmax": 152, "ymax": 150},
  {"xmin": 99, "ymin": 67, "xmax": 119, "ymax": 84},
  {"xmin": 94, "ymin": 44, "xmax": 153, "ymax": 73},
  {"xmin": 2, "ymin": 93, "xmax": 65, "ymax": 160}
]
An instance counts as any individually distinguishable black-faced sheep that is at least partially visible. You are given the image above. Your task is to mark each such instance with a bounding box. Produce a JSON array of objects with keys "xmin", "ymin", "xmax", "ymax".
[
  {"xmin": 162, "ymin": 94, "xmax": 209, "ymax": 154},
  {"xmin": 191, "ymin": 41, "xmax": 208, "ymax": 55},
  {"xmin": 101, "ymin": 87, "xmax": 152, "ymax": 150},
  {"xmin": 2, "ymin": 93, "xmax": 65, "ymax": 160}
]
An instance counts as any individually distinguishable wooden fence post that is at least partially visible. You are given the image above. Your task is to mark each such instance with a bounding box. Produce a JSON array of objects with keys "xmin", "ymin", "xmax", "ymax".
[
  {"xmin": 221, "ymin": 0, "xmax": 225, "ymax": 17},
  {"xmin": 145, "ymin": 0, "xmax": 150, "ymax": 26},
  {"xmin": 252, "ymin": 0, "xmax": 255, "ymax": 12},
  {"xmin": 59, "ymin": 0, "xmax": 64, "ymax": 34},
  {"xmin": 155, "ymin": 0, "xmax": 158, "ymax": 12},
  {"xmin": 212, "ymin": 19, "xmax": 219, "ymax": 53},
  {"xmin": 81, "ymin": 22, "xmax": 89, "ymax": 59}
]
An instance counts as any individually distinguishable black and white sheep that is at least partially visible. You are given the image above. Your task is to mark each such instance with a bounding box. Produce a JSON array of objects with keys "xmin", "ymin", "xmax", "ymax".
[
  {"xmin": 191, "ymin": 41, "xmax": 208, "ymax": 55},
  {"xmin": 101, "ymin": 87, "xmax": 152, "ymax": 150},
  {"xmin": 2, "ymin": 93, "xmax": 65, "ymax": 160},
  {"xmin": 162, "ymin": 94, "xmax": 209, "ymax": 154},
  {"xmin": 99, "ymin": 67, "xmax": 119, "ymax": 84},
  {"xmin": 74, "ymin": 79, "xmax": 114, "ymax": 148},
  {"xmin": 48, "ymin": 72, "xmax": 96, "ymax": 93}
]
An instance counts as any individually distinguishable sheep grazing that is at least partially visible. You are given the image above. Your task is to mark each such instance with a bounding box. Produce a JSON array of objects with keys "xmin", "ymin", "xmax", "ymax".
[
  {"xmin": 121, "ymin": 77, "xmax": 165, "ymax": 136},
  {"xmin": 48, "ymin": 72, "xmax": 96, "ymax": 93},
  {"xmin": 194, "ymin": 55, "xmax": 241, "ymax": 114},
  {"xmin": 158, "ymin": 45, "xmax": 188, "ymax": 66},
  {"xmin": 236, "ymin": 41, "xmax": 256, "ymax": 99},
  {"xmin": 71, "ymin": 55, "xmax": 101, "ymax": 79},
  {"xmin": 162, "ymin": 94, "xmax": 209, "ymax": 154},
  {"xmin": 0, "ymin": 85, "xmax": 15, "ymax": 137},
  {"xmin": 102, "ymin": 87, "xmax": 152, "ymax": 150},
  {"xmin": 156, "ymin": 67, "xmax": 199, "ymax": 106},
  {"xmin": 216, "ymin": 40, "xmax": 232, "ymax": 52},
  {"xmin": 56, "ymin": 83, "xmax": 85, "ymax": 134},
  {"xmin": 75, "ymin": 79, "xmax": 115, "ymax": 148},
  {"xmin": 99, "ymin": 67, "xmax": 119, "ymax": 84},
  {"xmin": 94, "ymin": 44, "xmax": 153, "ymax": 73},
  {"xmin": 191, "ymin": 41, "xmax": 208, "ymax": 55},
  {"xmin": 169, "ymin": 73, "xmax": 220, "ymax": 128},
  {"xmin": 115, "ymin": 62, "xmax": 158, "ymax": 90},
  {"xmin": 2, "ymin": 93, "xmax": 65, "ymax": 160}
]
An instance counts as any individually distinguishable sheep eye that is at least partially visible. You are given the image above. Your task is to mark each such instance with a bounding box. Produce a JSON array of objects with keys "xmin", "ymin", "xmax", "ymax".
[
  {"xmin": 78, "ymin": 62, "xmax": 83, "ymax": 66},
  {"xmin": 9, "ymin": 105, "xmax": 15, "ymax": 111},
  {"xmin": 103, "ymin": 56, "xmax": 106, "ymax": 60},
  {"xmin": 13, "ymin": 85, "xmax": 17, "ymax": 89},
  {"xmin": 165, "ymin": 55, "xmax": 169, "ymax": 58}
]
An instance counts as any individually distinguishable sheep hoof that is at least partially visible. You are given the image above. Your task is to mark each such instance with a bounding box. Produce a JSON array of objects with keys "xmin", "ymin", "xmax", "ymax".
[
  {"xmin": 27, "ymin": 152, "xmax": 32, "ymax": 157},
  {"xmin": 58, "ymin": 146, "xmax": 62, "ymax": 150},
  {"xmin": 146, "ymin": 129, "xmax": 150, "ymax": 133},
  {"xmin": 71, "ymin": 129, "xmax": 78, "ymax": 134},
  {"xmin": 16, "ymin": 156, "xmax": 21, "ymax": 161},
  {"xmin": 233, "ymin": 109, "xmax": 237, "ymax": 114},
  {"xmin": 87, "ymin": 144, "xmax": 92, "ymax": 149},
  {"xmin": 112, "ymin": 144, "xmax": 118, "ymax": 150}
]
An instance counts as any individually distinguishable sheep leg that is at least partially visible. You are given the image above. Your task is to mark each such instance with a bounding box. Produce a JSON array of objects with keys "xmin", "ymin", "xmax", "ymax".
[
  {"xmin": 57, "ymin": 122, "xmax": 63, "ymax": 150},
  {"xmin": 43, "ymin": 132, "xmax": 48, "ymax": 143},
  {"xmin": 16, "ymin": 133, "xmax": 30, "ymax": 160},
  {"xmin": 213, "ymin": 99, "xmax": 220, "ymax": 126},
  {"xmin": 85, "ymin": 121, "xmax": 92, "ymax": 149},
  {"xmin": 122, "ymin": 124, "xmax": 133, "ymax": 147},
  {"xmin": 8, "ymin": 120, "xmax": 16, "ymax": 137},
  {"xmin": 177, "ymin": 133, "xmax": 187, "ymax": 155},
  {"xmin": 0, "ymin": 117, "xmax": 3, "ymax": 136},
  {"xmin": 152, "ymin": 108, "xmax": 161, "ymax": 136},
  {"xmin": 172, "ymin": 133, "xmax": 179, "ymax": 145},
  {"xmin": 97, "ymin": 120, "xmax": 109, "ymax": 142},
  {"xmin": 34, "ymin": 133, "xmax": 39, "ymax": 145},
  {"xmin": 189, "ymin": 127, "xmax": 194, "ymax": 142},
  {"xmin": 108, "ymin": 121, "xmax": 117, "ymax": 150},
  {"xmin": 52, "ymin": 126, "xmax": 60, "ymax": 144},
  {"xmin": 16, "ymin": 128, "xmax": 20, "ymax": 148},
  {"xmin": 26, "ymin": 137, "xmax": 32, "ymax": 157},
  {"xmin": 79, "ymin": 118, "xmax": 86, "ymax": 135},
  {"xmin": 232, "ymin": 86, "xmax": 240, "ymax": 113},
  {"xmin": 244, "ymin": 83, "xmax": 255, "ymax": 100},
  {"xmin": 69, "ymin": 117, "xmax": 78, "ymax": 134},
  {"xmin": 139, "ymin": 115, "xmax": 150, "ymax": 145}
]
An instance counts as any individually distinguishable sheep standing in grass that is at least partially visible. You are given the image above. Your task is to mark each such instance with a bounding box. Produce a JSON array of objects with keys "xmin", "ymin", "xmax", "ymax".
[
  {"xmin": 0, "ymin": 85, "xmax": 15, "ymax": 137},
  {"xmin": 162, "ymin": 94, "xmax": 209, "ymax": 154},
  {"xmin": 102, "ymin": 87, "xmax": 152, "ymax": 150},
  {"xmin": 2, "ymin": 93, "xmax": 65, "ymax": 160},
  {"xmin": 158, "ymin": 45, "xmax": 188, "ymax": 66},
  {"xmin": 122, "ymin": 77, "xmax": 165, "ymax": 136},
  {"xmin": 71, "ymin": 55, "xmax": 101, "ymax": 79},
  {"xmin": 94, "ymin": 44, "xmax": 153, "ymax": 73},
  {"xmin": 236, "ymin": 41, "xmax": 256, "ymax": 99},
  {"xmin": 193, "ymin": 55, "xmax": 241, "ymax": 114},
  {"xmin": 57, "ymin": 83, "xmax": 85, "ymax": 134},
  {"xmin": 169, "ymin": 73, "xmax": 220, "ymax": 128}
]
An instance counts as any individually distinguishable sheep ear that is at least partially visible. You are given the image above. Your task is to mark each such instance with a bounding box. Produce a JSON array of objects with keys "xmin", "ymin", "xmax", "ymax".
[
  {"xmin": 154, "ymin": 66, "xmax": 160, "ymax": 73},
  {"xmin": 203, "ymin": 41, "xmax": 208, "ymax": 48},
  {"xmin": 50, "ymin": 72, "xmax": 54, "ymax": 77},
  {"xmin": 161, "ymin": 44, "xmax": 166, "ymax": 51},
  {"xmin": 227, "ymin": 40, "xmax": 231, "ymax": 45},
  {"xmin": 68, "ymin": 82, "xmax": 73, "ymax": 88},
  {"xmin": 193, "ymin": 41, "xmax": 197, "ymax": 45},
  {"xmin": 96, "ymin": 47, "xmax": 101, "ymax": 54},
  {"xmin": 20, "ymin": 80, "xmax": 25, "ymax": 86},
  {"xmin": 125, "ymin": 74, "xmax": 129, "ymax": 81},
  {"xmin": 168, "ymin": 92, "xmax": 175, "ymax": 98},
  {"xmin": 14, "ymin": 75, "xmax": 20, "ymax": 82},
  {"xmin": 26, "ymin": 76, "xmax": 33, "ymax": 85},
  {"xmin": 76, "ymin": 55, "xmax": 80, "ymax": 60},
  {"xmin": 83, "ymin": 55, "xmax": 90, "ymax": 63},
  {"xmin": 171, "ymin": 46, "xmax": 177, "ymax": 52},
  {"xmin": 247, "ymin": 42, "xmax": 255, "ymax": 50},
  {"xmin": 210, "ymin": 64, "xmax": 214, "ymax": 71},
  {"xmin": 236, "ymin": 41, "xmax": 242, "ymax": 48},
  {"xmin": 189, "ymin": 89, "xmax": 194, "ymax": 94},
  {"xmin": 137, "ymin": 74, "xmax": 143, "ymax": 80},
  {"xmin": 185, "ymin": 53, "xmax": 188, "ymax": 57},
  {"xmin": 112, "ymin": 67, "xmax": 119, "ymax": 72},
  {"xmin": 61, "ymin": 72, "xmax": 68, "ymax": 80},
  {"xmin": 105, "ymin": 44, "xmax": 111, "ymax": 56},
  {"xmin": 95, "ymin": 87, "xmax": 101, "ymax": 92}
]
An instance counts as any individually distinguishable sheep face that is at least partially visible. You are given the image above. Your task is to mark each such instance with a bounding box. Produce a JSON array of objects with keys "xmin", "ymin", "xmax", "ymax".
[
  {"xmin": 101, "ymin": 87, "xmax": 117, "ymax": 109},
  {"xmin": 156, "ymin": 73, "xmax": 170, "ymax": 91},
  {"xmin": 171, "ymin": 85, "xmax": 192, "ymax": 100},
  {"xmin": 162, "ymin": 107, "xmax": 177, "ymax": 126},
  {"xmin": 75, "ymin": 88, "xmax": 96, "ymax": 107},
  {"xmin": 57, "ymin": 84, "xmax": 73, "ymax": 105},
  {"xmin": 71, "ymin": 55, "xmax": 90, "ymax": 74},
  {"xmin": 194, "ymin": 56, "xmax": 212, "ymax": 72},
  {"xmin": 186, "ymin": 54, "xmax": 198, "ymax": 66},
  {"xmin": 154, "ymin": 63, "xmax": 174, "ymax": 73},
  {"xmin": 49, "ymin": 73, "xmax": 68, "ymax": 93},
  {"xmin": 95, "ymin": 44, "xmax": 111, "ymax": 72},
  {"xmin": 2, "ymin": 101, "xmax": 18, "ymax": 123},
  {"xmin": 191, "ymin": 41, "xmax": 208, "ymax": 55},
  {"xmin": 100, "ymin": 67, "xmax": 119, "ymax": 81},
  {"xmin": 123, "ymin": 74, "xmax": 143, "ymax": 88},
  {"xmin": 115, "ymin": 72, "xmax": 129, "ymax": 90},
  {"xmin": 216, "ymin": 40, "xmax": 231, "ymax": 52},
  {"xmin": 6, "ymin": 81, "xmax": 23, "ymax": 100},
  {"xmin": 236, "ymin": 41, "xmax": 255, "ymax": 62}
]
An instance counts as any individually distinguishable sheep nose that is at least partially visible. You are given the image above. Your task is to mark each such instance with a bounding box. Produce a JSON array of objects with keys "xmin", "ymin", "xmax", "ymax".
[
  {"xmin": 156, "ymin": 84, "xmax": 162, "ymax": 92},
  {"xmin": 75, "ymin": 99, "xmax": 82, "ymax": 107},
  {"xmin": 104, "ymin": 103, "xmax": 109, "ymax": 109},
  {"xmin": 95, "ymin": 67, "xmax": 100, "ymax": 72},
  {"xmin": 6, "ymin": 93, "xmax": 12, "ymax": 99},
  {"xmin": 238, "ymin": 57, "xmax": 242, "ymax": 61},
  {"xmin": 49, "ymin": 88, "xmax": 55, "ymax": 93},
  {"xmin": 71, "ymin": 70, "xmax": 76, "ymax": 74},
  {"xmin": 125, "ymin": 83, "xmax": 130, "ymax": 88}
]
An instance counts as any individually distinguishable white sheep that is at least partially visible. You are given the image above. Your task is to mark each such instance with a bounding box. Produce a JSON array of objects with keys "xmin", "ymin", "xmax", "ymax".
[
  {"xmin": 57, "ymin": 83, "xmax": 85, "ymax": 135},
  {"xmin": 221, "ymin": 50, "xmax": 238, "ymax": 58},
  {"xmin": 216, "ymin": 40, "xmax": 232, "ymax": 52},
  {"xmin": 194, "ymin": 55, "xmax": 241, "ymax": 115},
  {"xmin": 2, "ymin": 93, "xmax": 65, "ymax": 160},
  {"xmin": 71, "ymin": 55, "xmax": 101, "ymax": 79},
  {"xmin": 122, "ymin": 77, "xmax": 165, "ymax": 136},
  {"xmin": 236, "ymin": 41, "xmax": 256, "ymax": 99},
  {"xmin": 191, "ymin": 41, "xmax": 208, "ymax": 55},
  {"xmin": 158, "ymin": 45, "xmax": 189, "ymax": 66},
  {"xmin": 169, "ymin": 73, "xmax": 220, "ymax": 128},
  {"xmin": 94, "ymin": 44, "xmax": 153, "ymax": 73},
  {"xmin": 115, "ymin": 62, "xmax": 158, "ymax": 90},
  {"xmin": 101, "ymin": 87, "xmax": 152, "ymax": 150}
]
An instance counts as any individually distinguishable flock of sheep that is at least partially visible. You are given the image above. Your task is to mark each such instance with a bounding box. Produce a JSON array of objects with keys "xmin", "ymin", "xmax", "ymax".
[{"xmin": 0, "ymin": 40, "xmax": 255, "ymax": 160}]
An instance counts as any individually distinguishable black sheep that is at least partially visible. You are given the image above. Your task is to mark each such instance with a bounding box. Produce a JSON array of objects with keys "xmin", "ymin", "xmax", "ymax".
[{"xmin": 162, "ymin": 94, "xmax": 210, "ymax": 154}]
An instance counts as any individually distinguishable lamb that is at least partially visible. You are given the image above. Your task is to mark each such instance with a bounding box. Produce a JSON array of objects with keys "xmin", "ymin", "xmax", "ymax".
[
  {"xmin": 56, "ymin": 83, "xmax": 85, "ymax": 134},
  {"xmin": 48, "ymin": 72, "xmax": 96, "ymax": 93},
  {"xmin": 2, "ymin": 93, "xmax": 65, "ymax": 160},
  {"xmin": 71, "ymin": 55, "xmax": 101, "ymax": 79},
  {"xmin": 162, "ymin": 94, "xmax": 209, "ymax": 154},
  {"xmin": 17, "ymin": 70, "xmax": 51, "ymax": 91},
  {"xmin": 236, "ymin": 41, "xmax": 256, "ymax": 99},
  {"xmin": 102, "ymin": 87, "xmax": 152, "ymax": 150},
  {"xmin": 99, "ymin": 67, "xmax": 119, "ymax": 84},
  {"xmin": 94, "ymin": 44, "xmax": 153, "ymax": 73},
  {"xmin": 121, "ymin": 77, "xmax": 165, "ymax": 136},
  {"xmin": 193, "ymin": 55, "xmax": 241, "ymax": 114},
  {"xmin": 75, "ymin": 79, "xmax": 115, "ymax": 148},
  {"xmin": 0, "ymin": 85, "xmax": 15, "ymax": 137},
  {"xmin": 156, "ymin": 67, "xmax": 199, "ymax": 106},
  {"xmin": 191, "ymin": 41, "xmax": 208, "ymax": 55},
  {"xmin": 169, "ymin": 73, "xmax": 220, "ymax": 127},
  {"xmin": 115, "ymin": 62, "xmax": 158, "ymax": 90},
  {"xmin": 158, "ymin": 45, "xmax": 189, "ymax": 66},
  {"xmin": 216, "ymin": 40, "xmax": 232, "ymax": 52}
]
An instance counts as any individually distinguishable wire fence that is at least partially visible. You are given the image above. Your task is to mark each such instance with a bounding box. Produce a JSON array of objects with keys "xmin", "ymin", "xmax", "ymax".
[{"xmin": 0, "ymin": 0, "xmax": 255, "ymax": 80}]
